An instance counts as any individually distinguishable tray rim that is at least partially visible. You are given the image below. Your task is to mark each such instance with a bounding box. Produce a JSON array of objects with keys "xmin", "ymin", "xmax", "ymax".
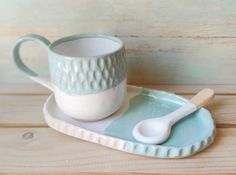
[{"xmin": 43, "ymin": 85, "xmax": 216, "ymax": 158}]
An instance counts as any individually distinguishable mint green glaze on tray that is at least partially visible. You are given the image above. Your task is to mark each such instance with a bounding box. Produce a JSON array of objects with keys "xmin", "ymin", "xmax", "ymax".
[{"xmin": 105, "ymin": 89, "xmax": 215, "ymax": 147}]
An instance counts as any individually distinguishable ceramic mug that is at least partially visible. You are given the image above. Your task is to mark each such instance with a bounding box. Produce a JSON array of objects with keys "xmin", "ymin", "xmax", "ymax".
[{"xmin": 13, "ymin": 34, "xmax": 127, "ymax": 121}]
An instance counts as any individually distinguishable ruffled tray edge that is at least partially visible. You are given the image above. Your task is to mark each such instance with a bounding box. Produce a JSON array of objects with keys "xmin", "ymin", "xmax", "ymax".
[{"xmin": 43, "ymin": 86, "xmax": 216, "ymax": 158}]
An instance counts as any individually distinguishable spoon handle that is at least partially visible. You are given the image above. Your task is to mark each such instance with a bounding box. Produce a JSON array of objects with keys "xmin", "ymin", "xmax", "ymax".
[
  {"xmin": 167, "ymin": 88, "xmax": 214, "ymax": 125},
  {"xmin": 190, "ymin": 88, "xmax": 215, "ymax": 109}
]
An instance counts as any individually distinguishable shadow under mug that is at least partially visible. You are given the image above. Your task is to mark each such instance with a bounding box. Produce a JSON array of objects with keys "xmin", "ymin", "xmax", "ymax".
[{"xmin": 13, "ymin": 34, "xmax": 127, "ymax": 121}]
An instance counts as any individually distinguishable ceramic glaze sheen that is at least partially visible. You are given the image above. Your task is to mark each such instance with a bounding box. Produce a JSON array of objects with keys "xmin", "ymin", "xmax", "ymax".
[
  {"xmin": 54, "ymin": 79, "xmax": 126, "ymax": 121},
  {"xmin": 43, "ymin": 86, "xmax": 216, "ymax": 158},
  {"xmin": 13, "ymin": 34, "xmax": 127, "ymax": 121}
]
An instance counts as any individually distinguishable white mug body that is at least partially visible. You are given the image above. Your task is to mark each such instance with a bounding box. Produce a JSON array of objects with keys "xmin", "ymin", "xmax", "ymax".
[{"xmin": 54, "ymin": 79, "xmax": 126, "ymax": 121}]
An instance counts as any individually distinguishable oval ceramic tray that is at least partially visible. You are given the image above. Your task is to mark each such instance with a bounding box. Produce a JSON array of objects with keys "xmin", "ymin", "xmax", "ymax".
[{"xmin": 43, "ymin": 85, "xmax": 215, "ymax": 158}]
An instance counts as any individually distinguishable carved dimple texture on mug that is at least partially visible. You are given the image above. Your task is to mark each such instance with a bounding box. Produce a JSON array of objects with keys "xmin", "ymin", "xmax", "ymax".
[{"xmin": 49, "ymin": 48, "xmax": 126, "ymax": 95}]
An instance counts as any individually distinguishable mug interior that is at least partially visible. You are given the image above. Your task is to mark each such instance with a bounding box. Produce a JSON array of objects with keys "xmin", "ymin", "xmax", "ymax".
[{"xmin": 51, "ymin": 35, "xmax": 122, "ymax": 57}]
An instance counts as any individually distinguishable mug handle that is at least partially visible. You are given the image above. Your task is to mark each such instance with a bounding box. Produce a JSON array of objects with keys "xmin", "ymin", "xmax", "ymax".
[{"xmin": 13, "ymin": 34, "xmax": 53, "ymax": 91}]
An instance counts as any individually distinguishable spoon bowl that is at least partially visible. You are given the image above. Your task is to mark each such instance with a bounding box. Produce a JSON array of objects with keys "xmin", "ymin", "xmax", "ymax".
[{"xmin": 133, "ymin": 118, "xmax": 171, "ymax": 144}]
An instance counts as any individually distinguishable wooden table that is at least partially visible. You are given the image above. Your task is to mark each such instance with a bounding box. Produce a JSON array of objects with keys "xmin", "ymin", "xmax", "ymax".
[{"xmin": 1, "ymin": 84, "xmax": 236, "ymax": 174}]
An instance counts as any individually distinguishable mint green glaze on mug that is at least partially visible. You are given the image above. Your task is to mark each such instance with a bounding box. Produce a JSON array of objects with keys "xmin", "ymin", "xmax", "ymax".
[
  {"xmin": 48, "ymin": 46, "xmax": 126, "ymax": 95},
  {"xmin": 48, "ymin": 34, "xmax": 127, "ymax": 94},
  {"xmin": 13, "ymin": 34, "xmax": 127, "ymax": 95},
  {"xmin": 13, "ymin": 34, "xmax": 51, "ymax": 77}
]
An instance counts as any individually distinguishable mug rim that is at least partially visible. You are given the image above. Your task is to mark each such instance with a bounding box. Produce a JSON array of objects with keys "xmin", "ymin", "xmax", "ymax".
[{"xmin": 48, "ymin": 33, "xmax": 124, "ymax": 59}]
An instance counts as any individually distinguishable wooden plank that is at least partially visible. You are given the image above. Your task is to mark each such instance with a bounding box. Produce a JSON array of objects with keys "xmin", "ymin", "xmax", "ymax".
[
  {"xmin": 1, "ymin": 0, "xmax": 236, "ymax": 37},
  {"xmin": 0, "ymin": 95, "xmax": 46, "ymax": 127},
  {"xmin": 126, "ymin": 37, "xmax": 236, "ymax": 85},
  {"xmin": 0, "ymin": 94, "xmax": 236, "ymax": 127},
  {"xmin": 0, "ymin": 127, "xmax": 235, "ymax": 174},
  {"xmin": 0, "ymin": 83, "xmax": 50, "ymax": 95},
  {"xmin": 3, "ymin": 36, "xmax": 236, "ymax": 85}
]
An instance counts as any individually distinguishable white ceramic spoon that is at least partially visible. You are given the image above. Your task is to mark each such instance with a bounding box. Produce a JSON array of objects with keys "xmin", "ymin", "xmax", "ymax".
[{"xmin": 132, "ymin": 88, "xmax": 215, "ymax": 144}]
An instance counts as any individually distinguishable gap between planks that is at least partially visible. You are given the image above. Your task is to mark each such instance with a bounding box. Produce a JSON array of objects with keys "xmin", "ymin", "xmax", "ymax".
[
  {"xmin": 0, "ymin": 123, "xmax": 235, "ymax": 129},
  {"xmin": 1, "ymin": 94, "xmax": 236, "ymax": 128},
  {"xmin": 2, "ymin": 83, "xmax": 236, "ymax": 95}
]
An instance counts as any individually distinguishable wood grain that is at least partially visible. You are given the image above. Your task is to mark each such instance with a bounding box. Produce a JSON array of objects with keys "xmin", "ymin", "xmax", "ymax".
[
  {"xmin": 0, "ymin": 94, "xmax": 236, "ymax": 127},
  {"xmin": 2, "ymin": 0, "xmax": 236, "ymax": 87},
  {"xmin": 0, "ymin": 127, "xmax": 235, "ymax": 174},
  {"xmin": 1, "ymin": 0, "xmax": 236, "ymax": 37},
  {"xmin": 3, "ymin": 36, "xmax": 236, "ymax": 85},
  {"xmin": 0, "ymin": 95, "xmax": 46, "ymax": 127}
]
